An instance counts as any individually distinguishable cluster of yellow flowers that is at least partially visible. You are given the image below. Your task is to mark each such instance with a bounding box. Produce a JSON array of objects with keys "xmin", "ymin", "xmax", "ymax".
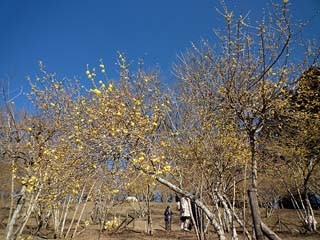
[
  {"xmin": 134, "ymin": 98, "xmax": 142, "ymax": 106},
  {"xmin": 21, "ymin": 176, "xmax": 38, "ymax": 185},
  {"xmin": 11, "ymin": 163, "xmax": 17, "ymax": 174},
  {"xmin": 21, "ymin": 176, "xmax": 38, "ymax": 193},
  {"xmin": 111, "ymin": 189, "xmax": 120, "ymax": 194},
  {"xmin": 85, "ymin": 220, "xmax": 90, "ymax": 227},
  {"xmin": 86, "ymin": 69, "xmax": 96, "ymax": 79},
  {"xmin": 108, "ymin": 83, "xmax": 113, "ymax": 92},
  {"xmin": 104, "ymin": 217, "xmax": 119, "ymax": 231},
  {"xmin": 89, "ymin": 88, "xmax": 101, "ymax": 96},
  {"xmin": 151, "ymin": 156, "xmax": 160, "ymax": 163},
  {"xmin": 163, "ymin": 163, "xmax": 171, "ymax": 173}
]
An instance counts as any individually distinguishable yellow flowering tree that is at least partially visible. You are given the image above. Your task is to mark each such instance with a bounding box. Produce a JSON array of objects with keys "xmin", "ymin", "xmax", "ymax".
[
  {"xmin": 172, "ymin": 1, "xmax": 295, "ymax": 239},
  {"xmin": 262, "ymin": 66, "xmax": 320, "ymax": 231},
  {"xmin": 1, "ymin": 63, "xmax": 100, "ymax": 239}
]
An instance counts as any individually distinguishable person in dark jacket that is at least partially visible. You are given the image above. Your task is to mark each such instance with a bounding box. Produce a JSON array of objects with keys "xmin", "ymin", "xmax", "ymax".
[{"xmin": 164, "ymin": 206, "xmax": 173, "ymax": 231}]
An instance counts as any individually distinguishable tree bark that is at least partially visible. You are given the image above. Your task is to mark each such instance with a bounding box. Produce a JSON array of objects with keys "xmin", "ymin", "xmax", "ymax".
[
  {"xmin": 146, "ymin": 184, "xmax": 153, "ymax": 235},
  {"xmin": 249, "ymin": 132, "xmax": 264, "ymax": 240},
  {"xmin": 248, "ymin": 188, "xmax": 264, "ymax": 240},
  {"xmin": 15, "ymin": 188, "xmax": 42, "ymax": 238},
  {"xmin": 5, "ymin": 186, "xmax": 26, "ymax": 240},
  {"xmin": 261, "ymin": 222, "xmax": 282, "ymax": 240}
]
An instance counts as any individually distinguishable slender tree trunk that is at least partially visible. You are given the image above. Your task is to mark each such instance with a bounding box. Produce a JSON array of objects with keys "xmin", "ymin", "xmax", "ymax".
[
  {"xmin": 65, "ymin": 182, "xmax": 86, "ymax": 239},
  {"xmin": 15, "ymin": 188, "xmax": 42, "ymax": 238},
  {"xmin": 53, "ymin": 205, "xmax": 60, "ymax": 237},
  {"xmin": 146, "ymin": 184, "xmax": 153, "ymax": 235},
  {"xmin": 261, "ymin": 222, "xmax": 282, "ymax": 240},
  {"xmin": 216, "ymin": 192, "xmax": 232, "ymax": 233},
  {"xmin": 5, "ymin": 186, "xmax": 26, "ymax": 240},
  {"xmin": 243, "ymin": 157, "xmax": 248, "ymax": 239},
  {"xmin": 59, "ymin": 196, "xmax": 71, "ymax": 238},
  {"xmin": 249, "ymin": 133, "xmax": 264, "ymax": 240},
  {"xmin": 232, "ymin": 178, "xmax": 238, "ymax": 240},
  {"xmin": 72, "ymin": 181, "xmax": 96, "ymax": 238},
  {"xmin": 248, "ymin": 188, "xmax": 264, "ymax": 240},
  {"xmin": 189, "ymin": 200, "xmax": 201, "ymax": 239},
  {"xmin": 8, "ymin": 160, "xmax": 15, "ymax": 223}
]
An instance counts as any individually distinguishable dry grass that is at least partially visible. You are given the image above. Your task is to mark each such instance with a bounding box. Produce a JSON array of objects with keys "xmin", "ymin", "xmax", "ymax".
[{"xmin": 1, "ymin": 200, "xmax": 320, "ymax": 239}]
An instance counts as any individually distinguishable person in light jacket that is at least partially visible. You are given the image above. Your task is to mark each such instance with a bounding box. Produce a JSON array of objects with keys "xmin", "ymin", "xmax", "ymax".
[{"xmin": 180, "ymin": 196, "xmax": 192, "ymax": 231}]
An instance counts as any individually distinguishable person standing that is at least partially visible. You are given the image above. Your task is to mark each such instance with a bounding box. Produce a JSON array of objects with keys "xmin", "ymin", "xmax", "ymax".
[
  {"xmin": 180, "ymin": 196, "xmax": 192, "ymax": 231},
  {"xmin": 164, "ymin": 206, "xmax": 173, "ymax": 231}
]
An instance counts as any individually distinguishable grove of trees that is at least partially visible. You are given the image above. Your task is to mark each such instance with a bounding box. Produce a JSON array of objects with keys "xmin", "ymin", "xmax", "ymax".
[{"xmin": 1, "ymin": 1, "xmax": 319, "ymax": 240}]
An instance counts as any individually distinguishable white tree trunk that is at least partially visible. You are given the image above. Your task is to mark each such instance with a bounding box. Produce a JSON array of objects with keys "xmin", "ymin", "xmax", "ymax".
[{"xmin": 5, "ymin": 186, "xmax": 26, "ymax": 240}]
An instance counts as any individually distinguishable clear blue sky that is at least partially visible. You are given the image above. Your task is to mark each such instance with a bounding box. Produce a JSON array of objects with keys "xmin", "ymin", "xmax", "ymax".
[{"xmin": 0, "ymin": 0, "xmax": 319, "ymax": 110}]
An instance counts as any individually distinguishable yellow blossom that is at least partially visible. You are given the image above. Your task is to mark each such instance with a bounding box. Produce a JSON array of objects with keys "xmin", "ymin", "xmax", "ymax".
[
  {"xmin": 104, "ymin": 217, "xmax": 119, "ymax": 231},
  {"xmin": 151, "ymin": 157, "xmax": 159, "ymax": 163},
  {"xmin": 21, "ymin": 178, "xmax": 27, "ymax": 185},
  {"xmin": 111, "ymin": 189, "xmax": 119, "ymax": 194},
  {"xmin": 89, "ymin": 88, "xmax": 101, "ymax": 95},
  {"xmin": 163, "ymin": 164, "xmax": 171, "ymax": 173},
  {"xmin": 28, "ymin": 176, "xmax": 38, "ymax": 184},
  {"xmin": 135, "ymin": 99, "xmax": 141, "ymax": 106},
  {"xmin": 26, "ymin": 186, "xmax": 34, "ymax": 193}
]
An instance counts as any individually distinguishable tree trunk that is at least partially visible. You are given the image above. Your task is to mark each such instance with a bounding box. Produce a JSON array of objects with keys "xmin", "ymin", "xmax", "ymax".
[
  {"xmin": 5, "ymin": 186, "xmax": 26, "ymax": 240},
  {"xmin": 59, "ymin": 196, "xmax": 71, "ymax": 238},
  {"xmin": 248, "ymin": 188, "xmax": 264, "ymax": 240},
  {"xmin": 249, "ymin": 133, "xmax": 264, "ymax": 240},
  {"xmin": 216, "ymin": 192, "xmax": 232, "ymax": 233},
  {"xmin": 261, "ymin": 222, "xmax": 282, "ymax": 240},
  {"xmin": 72, "ymin": 180, "xmax": 96, "ymax": 238},
  {"xmin": 15, "ymin": 188, "xmax": 42, "ymax": 238},
  {"xmin": 146, "ymin": 184, "xmax": 153, "ymax": 235},
  {"xmin": 65, "ymin": 183, "xmax": 86, "ymax": 239}
]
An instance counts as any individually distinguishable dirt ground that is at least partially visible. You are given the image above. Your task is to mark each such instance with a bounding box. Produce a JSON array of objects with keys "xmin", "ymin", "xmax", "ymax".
[{"xmin": 1, "ymin": 201, "xmax": 320, "ymax": 239}]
